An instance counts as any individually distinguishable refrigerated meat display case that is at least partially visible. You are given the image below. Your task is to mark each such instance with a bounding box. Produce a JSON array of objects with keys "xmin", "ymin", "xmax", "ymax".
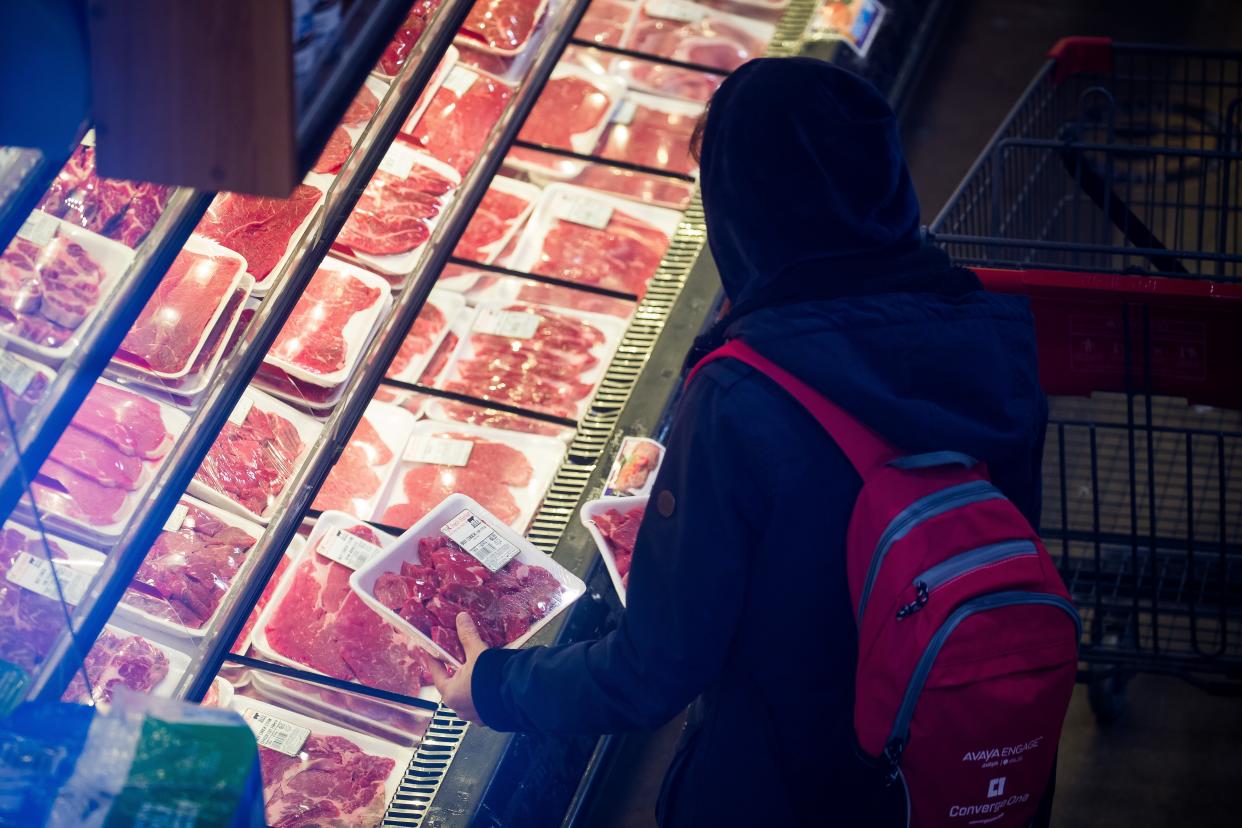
[{"xmin": 0, "ymin": 0, "xmax": 951, "ymax": 824}]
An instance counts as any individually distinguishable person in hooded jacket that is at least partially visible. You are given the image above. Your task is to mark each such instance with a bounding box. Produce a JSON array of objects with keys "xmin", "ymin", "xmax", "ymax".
[{"xmin": 428, "ymin": 57, "xmax": 1052, "ymax": 826}]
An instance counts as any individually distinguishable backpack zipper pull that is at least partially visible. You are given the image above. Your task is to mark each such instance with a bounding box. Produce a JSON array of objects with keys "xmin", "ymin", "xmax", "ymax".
[
  {"xmin": 896, "ymin": 582, "xmax": 930, "ymax": 620},
  {"xmin": 882, "ymin": 739, "xmax": 905, "ymax": 785}
]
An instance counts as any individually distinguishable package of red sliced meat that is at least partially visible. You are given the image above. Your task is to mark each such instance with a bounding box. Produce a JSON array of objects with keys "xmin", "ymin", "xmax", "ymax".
[
  {"xmin": 231, "ymin": 535, "xmax": 303, "ymax": 656},
  {"xmin": 374, "ymin": 0, "xmax": 443, "ymax": 79},
  {"xmin": 311, "ymin": 401, "xmax": 415, "ymax": 521},
  {"xmin": 457, "ymin": 0, "xmax": 549, "ymax": 55},
  {"xmin": 596, "ymin": 91, "xmax": 704, "ymax": 176},
  {"xmin": 422, "ymin": 398, "xmax": 577, "ymax": 442},
  {"xmin": 508, "ymin": 183, "xmax": 682, "ymax": 297},
  {"xmin": 116, "ymin": 495, "xmax": 262, "ymax": 637},
  {"xmin": 581, "ymin": 494, "xmax": 648, "ymax": 606},
  {"xmin": 617, "ymin": 0, "xmax": 773, "ymax": 100},
  {"xmin": 61, "ymin": 622, "xmax": 191, "ymax": 707},
  {"xmin": 312, "ymin": 76, "xmax": 392, "ymax": 175},
  {"xmin": 575, "ymin": 0, "xmax": 640, "ymax": 47},
  {"xmin": 252, "ymin": 512, "xmax": 440, "ymax": 699},
  {"xmin": 462, "ymin": 271, "xmax": 638, "ymax": 320},
  {"xmin": 27, "ymin": 381, "xmax": 189, "ymax": 542},
  {"xmin": 414, "ymin": 297, "xmax": 475, "ymax": 389},
  {"xmin": 0, "ymin": 213, "xmax": 135, "ymax": 365},
  {"xmin": 189, "ymin": 388, "xmax": 322, "ymax": 524},
  {"xmin": 436, "ymin": 299, "xmax": 627, "ymax": 420},
  {"xmin": 0, "ymin": 351, "xmax": 55, "ymax": 448},
  {"xmin": 195, "ymin": 173, "xmax": 330, "ymax": 293},
  {"xmin": 375, "ymin": 419, "xmax": 567, "ymax": 531},
  {"xmin": 334, "ymin": 146, "xmax": 461, "ymax": 281},
  {"xmin": 353, "ymin": 493, "xmax": 586, "ymax": 665},
  {"xmin": 231, "ymin": 695, "xmax": 413, "ymax": 828},
  {"xmin": 454, "ymin": 176, "xmax": 542, "ymax": 265},
  {"xmin": 384, "ymin": 288, "xmax": 465, "ymax": 386},
  {"xmin": 404, "ymin": 64, "xmax": 514, "ymax": 176},
  {"xmin": 509, "ymin": 64, "xmax": 626, "ymax": 179},
  {"xmin": 570, "ymin": 163, "xmax": 697, "ymax": 210},
  {"xmin": 436, "ymin": 262, "xmax": 489, "ymax": 293}
]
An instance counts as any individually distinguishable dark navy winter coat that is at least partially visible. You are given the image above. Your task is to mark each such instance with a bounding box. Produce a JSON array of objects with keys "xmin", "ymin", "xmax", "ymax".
[{"xmin": 471, "ymin": 59, "xmax": 1048, "ymax": 826}]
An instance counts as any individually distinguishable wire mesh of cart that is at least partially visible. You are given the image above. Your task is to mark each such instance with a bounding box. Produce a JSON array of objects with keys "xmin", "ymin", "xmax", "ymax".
[{"xmin": 930, "ymin": 38, "xmax": 1242, "ymax": 722}]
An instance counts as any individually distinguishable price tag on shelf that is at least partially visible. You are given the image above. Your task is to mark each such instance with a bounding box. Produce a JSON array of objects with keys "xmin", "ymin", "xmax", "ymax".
[
  {"xmin": 441, "ymin": 66, "xmax": 479, "ymax": 98},
  {"xmin": 441, "ymin": 509, "xmax": 519, "ymax": 573},
  {"xmin": 473, "ymin": 308, "xmax": 542, "ymax": 340},
  {"xmin": 81, "ymin": 129, "xmax": 97, "ymax": 148},
  {"xmin": 405, "ymin": 435, "xmax": 474, "ymax": 466},
  {"xmin": 228, "ymin": 396, "xmax": 254, "ymax": 426},
  {"xmin": 554, "ymin": 194, "xmax": 613, "ymax": 230},
  {"xmin": 611, "ymin": 99, "xmax": 638, "ymax": 125},
  {"xmin": 318, "ymin": 528, "xmax": 382, "ymax": 570},
  {"xmin": 5, "ymin": 552, "xmax": 95, "ymax": 605},
  {"xmin": 379, "ymin": 141, "xmax": 419, "ymax": 179},
  {"xmin": 15, "ymin": 212, "xmax": 57, "ymax": 247},
  {"xmin": 644, "ymin": 0, "xmax": 707, "ymax": 23},
  {"xmin": 163, "ymin": 503, "xmax": 190, "ymax": 532},
  {"xmin": 0, "ymin": 351, "xmax": 36, "ymax": 396},
  {"xmin": 242, "ymin": 709, "xmax": 310, "ymax": 756}
]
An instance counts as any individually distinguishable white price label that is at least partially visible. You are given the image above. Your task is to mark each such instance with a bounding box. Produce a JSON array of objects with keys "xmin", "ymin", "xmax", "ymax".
[
  {"xmin": 163, "ymin": 503, "xmax": 189, "ymax": 532},
  {"xmin": 0, "ymin": 351, "xmax": 36, "ymax": 396},
  {"xmin": 5, "ymin": 552, "xmax": 96, "ymax": 605},
  {"xmin": 644, "ymin": 0, "xmax": 707, "ymax": 23},
  {"xmin": 406, "ymin": 435, "xmax": 474, "ymax": 466},
  {"xmin": 243, "ymin": 709, "xmax": 310, "ymax": 756},
  {"xmin": 318, "ymin": 528, "xmax": 382, "ymax": 570},
  {"xmin": 611, "ymin": 99, "xmax": 639, "ymax": 125},
  {"xmin": 15, "ymin": 212, "xmax": 57, "ymax": 247},
  {"xmin": 441, "ymin": 66, "xmax": 479, "ymax": 98},
  {"xmin": 441, "ymin": 509, "xmax": 520, "ymax": 573},
  {"xmin": 379, "ymin": 142, "xmax": 419, "ymax": 179},
  {"xmin": 228, "ymin": 396, "xmax": 254, "ymax": 426},
  {"xmin": 81, "ymin": 129, "xmax": 97, "ymax": 148},
  {"xmin": 473, "ymin": 308, "xmax": 542, "ymax": 340},
  {"xmin": 554, "ymin": 194, "xmax": 614, "ymax": 230}
]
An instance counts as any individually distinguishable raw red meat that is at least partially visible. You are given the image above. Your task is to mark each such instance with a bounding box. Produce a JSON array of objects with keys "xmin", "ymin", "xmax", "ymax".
[
  {"xmin": 269, "ymin": 265, "xmax": 382, "ymax": 377},
  {"xmin": 0, "ymin": 233, "xmax": 105, "ymax": 347},
  {"xmin": 343, "ymin": 85, "xmax": 380, "ymax": 127},
  {"xmin": 313, "ymin": 126, "xmax": 353, "ymax": 174},
  {"xmin": 407, "ymin": 71, "xmax": 512, "ymax": 175},
  {"xmin": 39, "ymin": 146, "xmax": 171, "ymax": 247},
  {"xmin": 515, "ymin": 281, "xmax": 635, "ymax": 319},
  {"xmin": 110, "ymin": 183, "xmax": 172, "ymax": 248},
  {"xmin": 379, "ymin": 0, "xmax": 442, "ymax": 75},
  {"xmin": 126, "ymin": 500, "xmax": 257, "ymax": 629},
  {"xmin": 598, "ymin": 99, "xmax": 700, "ymax": 175},
  {"xmin": 0, "ymin": 366, "xmax": 51, "ymax": 447},
  {"xmin": 338, "ymin": 168, "xmax": 455, "ymax": 256},
  {"xmin": 62, "ymin": 630, "xmax": 169, "ymax": 705},
  {"xmin": 48, "ymin": 426, "xmax": 144, "ymax": 490},
  {"xmin": 33, "ymin": 458, "xmax": 129, "ymax": 524},
  {"xmin": 428, "ymin": 399, "xmax": 573, "ymax": 438},
  {"xmin": 196, "ymin": 404, "xmax": 305, "ymax": 517},
  {"xmin": 517, "ymin": 75, "xmax": 614, "ymax": 149},
  {"xmin": 311, "ymin": 415, "xmax": 392, "ymax": 517},
  {"xmin": 118, "ymin": 247, "xmax": 243, "ymax": 375},
  {"xmin": 263, "ymin": 524, "xmax": 434, "ymax": 694},
  {"xmin": 571, "ymin": 165, "xmax": 696, "ymax": 209},
  {"xmin": 460, "ymin": 0, "xmax": 544, "ymax": 52},
  {"xmin": 0, "ymin": 527, "xmax": 73, "ymax": 673},
  {"xmin": 381, "ymin": 463, "xmax": 521, "ymax": 529},
  {"xmin": 350, "ymin": 415, "xmax": 394, "ymax": 466},
  {"xmin": 196, "ymin": 185, "xmax": 320, "ymax": 282},
  {"xmin": 71, "ymin": 383, "xmax": 170, "ymax": 459},
  {"xmin": 419, "ymin": 330, "xmax": 458, "ymax": 384},
  {"xmin": 575, "ymin": 0, "xmax": 634, "ymax": 46},
  {"xmin": 372, "ymin": 533, "xmax": 565, "ymax": 661},
  {"xmin": 259, "ymin": 730, "xmax": 395, "ymax": 828},
  {"xmin": 0, "ymin": 239, "xmax": 45, "ymax": 317},
  {"xmin": 624, "ymin": 11, "xmax": 761, "ymax": 100},
  {"xmin": 387, "ymin": 301, "xmax": 447, "ymax": 378},
  {"xmin": 592, "ymin": 504, "xmax": 645, "ymax": 586},
  {"xmin": 454, "ymin": 184, "xmax": 533, "ymax": 262},
  {"xmin": 532, "ymin": 206, "xmax": 670, "ymax": 295},
  {"xmin": 232, "ymin": 550, "xmax": 294, "ymax": 654}
]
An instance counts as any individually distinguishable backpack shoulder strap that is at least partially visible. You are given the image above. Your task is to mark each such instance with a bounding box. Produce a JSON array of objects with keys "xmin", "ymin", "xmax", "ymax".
[{"xmin": 688, "ymin": 340, "xmax": 899, "ymax": 478}]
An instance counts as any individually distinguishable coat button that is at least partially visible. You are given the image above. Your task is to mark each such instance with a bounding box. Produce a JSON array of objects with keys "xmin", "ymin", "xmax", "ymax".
[{"xmin": 656, "ymin": 489, "xmax": 676, "ymax": 518}]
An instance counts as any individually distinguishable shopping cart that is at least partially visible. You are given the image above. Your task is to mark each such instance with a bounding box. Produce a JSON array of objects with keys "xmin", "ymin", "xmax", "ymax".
[{"xmin": 931, "ymin": 38, "xmax": 1242, "ymax": 722}]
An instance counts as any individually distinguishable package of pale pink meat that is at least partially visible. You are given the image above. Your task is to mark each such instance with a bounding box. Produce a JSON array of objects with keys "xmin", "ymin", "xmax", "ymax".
[
  {"xmin": 413, "ymin": 297, "xmax": 475, "ymax": 388},
  {"xmin": 61, "ymin": 621, "xmax": 191, "ymax": 707},
  {"xmin": 457, "ymin": 0, "xmax": 550, "ymax": 56},
  {"xmin": 352, "ymin": 492, "xmax": 586, "ymax": 666},
  {"xmin": 595, "ymin": 91, "xmax": 704, "ymax": 176},
  {"xmin": 0, "ymin": 350, "xmax": 56, "ymax": 449},
  {"xmin": 435, "ymin": 299, "xmax": 628, "ymax": 420},
  {"xmin": 508, "ymin": 183, "xmax": 682, "ymax": 297},
  {"xmin": 581, "ymin": 494, "xmax": 648, "ymax": 606},
  {"xmin": 403, "ymin": 64, "xmax": 514, "ymax": 177},
  {"xmin": 508, "ymin": 63, "xmax": 626, "ymax": 179},
  {"xmin": 420, "ymin": 398, "xmax": 577, "ymax": 442},
  {"xmin": 453, "ymin": 176, "xmax": 542, "ymax": 265},
  {"xmin": 383, "ymin": 288, "xmax": 466, "ymax": 386},
  {"xmin": 461, "ymin": 271, "xmax": 638, "ymax": 320},
  {"xmin": 311, "ymin": 400, "xmax": 416, "ymax": 521},
  {"xmin": 25, "ymin": 380, "xmax": 189, "ymax": 543},
  {"xmin": 0, "ymin": 212, "xmax": 135, "ymax": 365},
  {"xmin": 574, "ymin": 0, "xmax": 641, "ymax": 48},
  {"xmin": 188, "ymin": 387, "xmax": 322, "ymax": 524},
  {"xmin": 252, "ymin": 511, "xmax": 441, "ymax": 700}
]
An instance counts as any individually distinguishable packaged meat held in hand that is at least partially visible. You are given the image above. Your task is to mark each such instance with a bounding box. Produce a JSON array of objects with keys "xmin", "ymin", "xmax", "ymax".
[
  {"xmin": 458, "ymin": 0, "xmax": 548, "ymax": 55},
  {"xmin": 384, "ymin": 288, "xmax": 465, "ymax": 385},
  {"xmin": 312, "ymin": 401, "xmax": 415, "ymax": 521},
  {"xmin": 38, "ymin": 142, "xmax": 171, "ymax": 248},
  {"xmin": 581, "ymin": 494, "xmax": 648, "ymax": 605},
  {"xmin": 509, "ymin": 183, "xmax": 682, "ymax": 297},
  {"xmin": 596, "ymin": 92, "xmax": 704, "ymax": 176},
  {"xmin": 190, "ymin": 389, "xmax": 322, "ymax": 524},
  {"xmin": 254, "ymin": 513, "xmax": 438, "ymax": 698},
  {"xmin": 352, "ymin": 493, "xmax": 586, "ymax": 665},
  {"xmin": 453, "ymin": 176, "xmax": 541, "ymax": 264},
  {"xmin": 510, "ymin": 65, "xmax": 625, "ymax": 178},
  {"xmin": 376, "ymin": 420, "xmax": 566, "ymax": 531},
  {"xmin": 404, "ymin": 65, "xmax": 513, "ymax": 176},
  {"xmin": 61, "ymin": 624, "xmax": 189, "ymax": 706}
]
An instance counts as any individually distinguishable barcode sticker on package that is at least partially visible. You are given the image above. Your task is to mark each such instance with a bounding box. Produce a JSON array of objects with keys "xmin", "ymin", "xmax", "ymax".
[
  {"xmin": 473, "ymin": 308, "xmax": 542, "ymax": 340},
  {"xmin": 442, "ymin": 66, "xmax": 479, "ymax": 98},
  {"xmin": 644, "ymin": 0, "xmax": 707, "ymax": 23},
  {"xmin": 15, "ymin": 212, "xmax": 57, "ymax": 247},
  {"xmin": 554, "ymin": 194, "xmax": 613, "ymax": 230},
  {"xmin": 0, "ymin": 351, "xmax": 36, "ymax": 396},
  {"xmin": 228, "ymin": 396, "xmax": 254, "ymax": 426},
  {"xmin": 319, "ymin": 528, "xmax": 382, "ymax": 570},
  {"xmin": 442, "ymin": 509, "xmax": 520, "ymax": 572},
  {"xmin": 243, "ymin": 709, "xmax": 310, "ymax": 756},
  {"xmin": 406, "ymin": 435, "xmax": 474, "ymax": 466},
  {"xmin": 163, "ymin": 503, "xmax": 190, "ymax": 532},
  {"xmin": 5, "ymin": 552, "xmax": 96, "ymax": 605},
  {"xmin": 379, "ymin": 141, "xmax": 419, "ymax": 179}
]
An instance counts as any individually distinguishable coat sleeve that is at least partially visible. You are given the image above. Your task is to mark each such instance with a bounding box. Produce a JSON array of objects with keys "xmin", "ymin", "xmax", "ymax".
[{"xmin": 471, "ymin": 367, "xmax": 766, "ymax": 734}]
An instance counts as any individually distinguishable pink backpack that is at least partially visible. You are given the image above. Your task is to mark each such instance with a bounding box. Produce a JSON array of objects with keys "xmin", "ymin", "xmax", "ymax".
[{"xmin": 690, "ymin": 341, "xmax": 1080, "ymax": 827}]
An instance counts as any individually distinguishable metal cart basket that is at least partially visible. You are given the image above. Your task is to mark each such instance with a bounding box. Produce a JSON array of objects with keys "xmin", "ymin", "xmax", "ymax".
[{"xmin": 930, "ymin": 38, "xmax": 1242, "ymax": 721}]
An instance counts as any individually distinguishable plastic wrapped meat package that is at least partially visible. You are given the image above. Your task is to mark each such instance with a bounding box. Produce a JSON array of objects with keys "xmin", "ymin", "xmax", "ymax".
[
  {"xmin": 375, "ymin": 419, "xmax": 566, "ymax": 532},
  {"xmin": 0, "ymin": 213, "xmax": 135, "ymax": 363},
  {"xmin": 458, "ymin": 0, "xmax": 548, "ymax": 55},
  {"xmin": 436, "ymin": 300, "xmax": 627, "ymax": 420},
  {"xmin": 384, "ymin": 289, "xmax": 466, "ymax": 385},
  {"xmin": 119, "ymin": 496, "xmax": 262, "ymax": 636},
  {"xmin": 311, "ymin": 76, "xmax": 389, "ymax": 175},
  {"xmin": 581, "ymin": 494, "xmax": 648, "ymax": 605},
  {"xmin": 253, "ymin": 513, "xmax": 438, "ymax": 700},
  {"xmin": 375, "ymin": 0, "xmax": 442, "ymax": 78},
  {"xmin": 571, "ymin": 163, "xmax": 696, "ymax": 210},
  {"xmin": 596, "ymin": 91, "xmax": 704, "ymax": 176},
  {"xmin": 508, "ymin": 183, "xmax": 682, "ymax": 296},
  {"xmin": 453, "ymin": 177, "xmax": 541, "ymax": 264},
  {"xmin": 312, "ymin": 401, "xmax": 415, "ymax": 521},
  {"xmin": 461, "ymin": 271, "xmax": 637, "ymax": 320},
  {"xmin": 189, "ymin": 388, "xmax": 322, "ymax": 524},
  {"xmin": 231, "ymin": 695, "xmax": 412, "ymax": 828},
  {"xmin": 232, "ymin": 535, "xmax": 303, "ymax": 656},
  {"xmin": 351, "ymin": 493, "xmax": 586, "ymax": 664},
  {"xmin": 404, "ymin": 65, "xmax": 513, "ymax": 176},
  {"xmin": 422, "ymin": 397, "xmax": 576, "ymax": 441},
  {"xmin": 0, "ymin": 351, "xmax": 55, "ymax": 449},
  {"xmin": 194, "ymin": 174, "xmax": 330, "ymax": 293},
  {"xmin": 508, "ymin": 64, "xmax": 626, "ymax": 178},
  {"xmin": 412, "ymin": 294, "xmax": 474, "ymax": 387},
  {"xmin": 334, "ymin": 145, "xmax": 461, "ymax": 280},
  {"xmin": 575, "ymin": 0, "xmax": 640, "ymax": 47},
  {"xmin": 27, "ymin": 381, "xmax": 188, "ymax": 541},
  {"xmin": 61, "ymin": 622, "xmax": 191, "ymax": 707}
]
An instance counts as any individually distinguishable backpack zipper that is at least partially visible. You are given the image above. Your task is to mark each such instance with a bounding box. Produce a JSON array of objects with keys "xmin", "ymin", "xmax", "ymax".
[
  {"xmin": 896, "ymin": 540, "xmax": 1040, "ymax": 620},
  {"xmin": 857, "ymin": 481, "xmax": 1004, "ymax": 623}
]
